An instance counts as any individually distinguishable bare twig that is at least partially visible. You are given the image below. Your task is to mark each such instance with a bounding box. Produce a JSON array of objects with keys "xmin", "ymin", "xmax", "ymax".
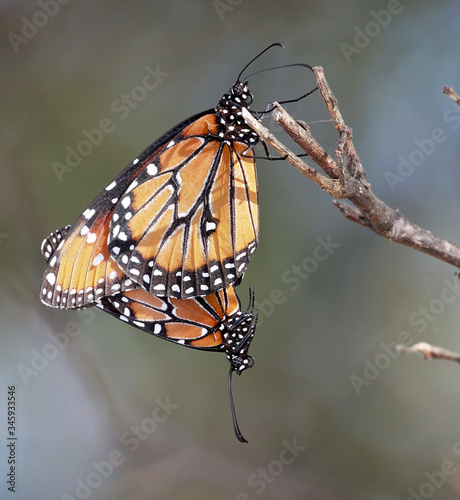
[
  {"xmin": 444, "ymin": 86, "xmax": 460, "ymax": 106},
  {"xmin": 396, "ymin": 342, "xmax": 460, "ymax": 364},
  {"xmin": 242, "ymin": 67, "xmax": 460, "ymax": 270},
  {"xmin": 241, "ymin": 108, "xmax": 343, "ymax": 196}
]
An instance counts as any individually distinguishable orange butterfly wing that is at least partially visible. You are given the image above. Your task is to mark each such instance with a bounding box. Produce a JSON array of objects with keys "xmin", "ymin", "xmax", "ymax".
[
  {"xmin": 108, "ymin": 113, "xmax": 259, "ymax": 299},
  {"xmin": 97, "ymin": 285, "xmax": 242, "ymax": 349},
  {"xmin": 39, "ymin": 212, "xmax": 132, "ymax": 309},
  {"xmin": 39, "ymin": 111, "xmax": 214, "ymax": 309},
  {"xmin": 41, "ymin": 82, "xmax": 261, "ymax": 306}
]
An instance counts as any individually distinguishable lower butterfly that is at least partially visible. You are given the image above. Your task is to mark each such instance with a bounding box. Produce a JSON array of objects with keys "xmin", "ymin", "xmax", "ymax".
[
  {"xmin": 99, "ymin": 285, "xmax": 257, "ymax": 442},
  {"xmin": 40, "ymin": 226, "xmax": 257, "ymax": 442}
]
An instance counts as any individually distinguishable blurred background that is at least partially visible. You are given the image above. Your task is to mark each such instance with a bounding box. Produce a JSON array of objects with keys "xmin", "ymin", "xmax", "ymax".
[{"xmin": 1, "ymin": 0, "xmax": 460, "ymax": 498}]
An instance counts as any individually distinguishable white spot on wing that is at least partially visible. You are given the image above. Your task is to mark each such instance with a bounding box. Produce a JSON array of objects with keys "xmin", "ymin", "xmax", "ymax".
[
  {"xmin": 87, "ymin": 233, "xmax": 97, "ymax": 244},
  {"xmin": 83, "ymin": 208, "xmax": 95, "ymax": 219},
  {"xmin": 92, "ymin": 253, "xmax": 104, "ymax": 266},
  {"xmin": 46, "ymin": 273, "xmax": 56, "ymax": 285},
  {"xmin": 147, "ymin": 163, "xmax": 158, "ymax": 176},
  {"xmin": 127, "ymin": 180, "xmax": 138, "ymax": 192}
]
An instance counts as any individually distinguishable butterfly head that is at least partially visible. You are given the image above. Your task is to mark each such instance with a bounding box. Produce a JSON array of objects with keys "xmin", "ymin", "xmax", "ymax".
[
  {"xmin": 217, "ymin": 81, "xmax": 254, "ymax": 114},
  {"xmin": 231, "ymin": 81, "xmax": 254, "ymax": 106}
]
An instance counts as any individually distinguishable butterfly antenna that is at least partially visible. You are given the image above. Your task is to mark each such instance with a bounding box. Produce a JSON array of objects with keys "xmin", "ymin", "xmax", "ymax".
[
  {"xmin": 243, "ymin": 63, "xmax": 317, "ymax": 109},
  {"xmin": 244, "ymin": 62, "xmax": 314, "ymax": 81},
  {"xmin": 237, "ymin": 42, "xmax": 284, "ymax": 82},
  {"xmin": 228, "ymin": 368, "xmax": 248, "ymax": 443}
]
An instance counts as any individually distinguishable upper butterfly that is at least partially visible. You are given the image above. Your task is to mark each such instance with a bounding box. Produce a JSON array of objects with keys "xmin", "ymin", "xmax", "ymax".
[{"xmin": 39, "ymin": 44, "xmax": 285, "ymax": 308}]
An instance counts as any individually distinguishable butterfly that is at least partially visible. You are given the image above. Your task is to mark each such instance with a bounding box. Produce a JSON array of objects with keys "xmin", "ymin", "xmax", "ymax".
[
  {"xmin": 41, "ymin": 225, "xmax": 257, "ymax": 442},
  {"xmin": 38, "ymin": 44, "xmax": 289, "ymax": 309},
  {"xmin": 98, "ymin": 284, "xmax": 258, "ymax": 442}
]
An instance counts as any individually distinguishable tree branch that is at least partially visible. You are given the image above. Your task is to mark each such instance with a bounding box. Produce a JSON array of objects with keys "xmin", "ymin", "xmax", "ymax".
[
  {"xmin": 396, "ymin": 342, "xmax": 460, "ymax": 364},
  {"xmin": 242, "ymin": 67, "xmax": 460, "ymax": 270},
  {"xmin": 444, "ymin": 85, "xmax": 460, "ymax": 106}
]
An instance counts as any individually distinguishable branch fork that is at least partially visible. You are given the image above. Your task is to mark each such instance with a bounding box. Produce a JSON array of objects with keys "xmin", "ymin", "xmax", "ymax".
[
  {"xmin": 242, "ymin": 68, "xmax": 460, "ymax": 269},
  {"xmin": 243, "ymin": 68, "xmax": 460, "ymax": 367}
]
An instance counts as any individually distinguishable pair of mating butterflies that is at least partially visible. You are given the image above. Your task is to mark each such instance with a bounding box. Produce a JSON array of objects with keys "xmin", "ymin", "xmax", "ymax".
[{"xmin": 40, "ymin": 43, "xmax": 310, "ymax": 442}]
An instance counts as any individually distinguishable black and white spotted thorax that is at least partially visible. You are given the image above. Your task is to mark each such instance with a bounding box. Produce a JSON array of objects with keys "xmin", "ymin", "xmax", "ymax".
[
  {"xmin": 215, "ymin": 81, "xmax": 260, "ymax": 147},
  {"xmin": 222, "ymin": 311, "xmax": 256, "ymax": 374}
]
